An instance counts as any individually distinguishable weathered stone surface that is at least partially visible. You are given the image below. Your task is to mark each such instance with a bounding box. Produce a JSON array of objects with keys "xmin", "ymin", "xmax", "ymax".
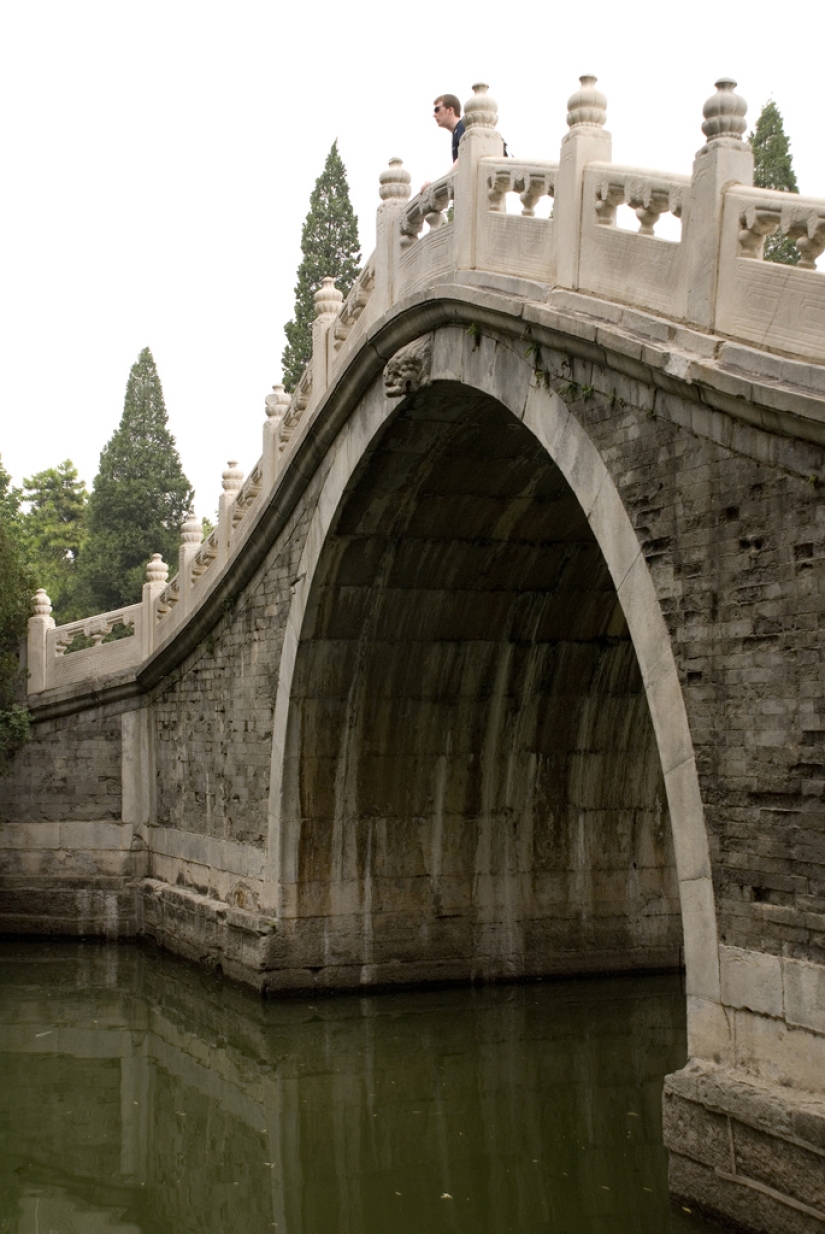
[
  {"xmin": 661, "ymin": 1090, "xmax": 732, "ymax": 1172},
  {"xmin": 669, "ymin": 1154, "xmax": 825, "ymax": 1234},
  {"xmin": 734, "ymin": 1120, "xmax": 825, "ymax": 1212},
  {"xmin": 665, "ymin": 1062, "xmax": 825, "ymax": 1231},
  {"xmin": 4, "ymin": 76, "xmax": 825, "ymax": 1232}
]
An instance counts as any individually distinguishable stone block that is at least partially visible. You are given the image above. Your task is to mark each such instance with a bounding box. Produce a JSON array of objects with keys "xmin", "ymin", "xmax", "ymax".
[
  {"xmin": 680, "ymin": 880, "xmax": 721, "ymax": 1001},
  {"xmin": 663, "ymin": 757, "xmax": 711, "ymax": 883},
  {"xmin": 668, "ymin": 1152, "xmax": 825, "ymax": 1234},
  {"xmin": 795, "ymin": 1110, "xmax": 825, "ymax": 1152},
  {"xmin": 686, "ymin": 996, "xmax": 732, "ymax": 1064},
  {"xmin": 587, "ymin": 473, "xmax": 642, "ymax": 593},
  {"xmin": 734, "ymin": 1008, "xmax": 825, "ymax": 1095},
  {"xmin": 59, "ymin": 820, "xmax": 132, "ymax": 852},
  {"xmin": 661, "ymin": 1090, "xmax": 732, "ymax": 1171},
  {"xmin": 784, "ymin": 958, "xmax": 825, "ymax": 1035},
  {"xmin": 733, "ymin": 1120, "xmax": 825, "ymax": 1211},
  {"xmin": 0, "ymin": 822, "xmax": 61, "ymax": 850},
  {"xmin": 720, "ymin": 945, "xmax": 784, "ymax": 1017},
  {"xmin": 615, "ymin": 551, "xmax": 674, "ymax": 688}
]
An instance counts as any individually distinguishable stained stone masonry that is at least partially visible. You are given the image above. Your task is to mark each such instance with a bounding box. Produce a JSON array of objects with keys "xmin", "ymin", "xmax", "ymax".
[{"xmin": 3, "ymin": 76, "xmax": 825, "ymax": 1234}]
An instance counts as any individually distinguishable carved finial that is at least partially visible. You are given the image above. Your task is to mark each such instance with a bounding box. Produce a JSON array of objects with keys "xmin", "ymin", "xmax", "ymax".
[
  {"xmin": 146, "ymin": 554, "xmax": 169, "ymax": 585},
  {"xmin": 264, "ymin": 383, "xmax": 291, "ymax": 422},
  {"xmin": 314, "ymin": 277, "xmax": 344, "ymax": 318},
  {"xmin": 379, "ymin": 157, "xmax": 412, "ymax": 204},
  {"xmin": 566, "ymin": 75, "xmax": 607, "ymax": 130},
  {"xmin": 701, "ymin": 78, "xmax": 747, "ymax": 144},
  {"xmin": 464, "ymin": 82, "xmax": 498, "ymax": 130},
  {"xmin": 222, "ymin": 460, "xmax": 244, "ymax": 493},
  {"xmin": 32, "ymin": 589, "xmax": 52, "ymax": 618},
  {"xmin": 181, "ymin": 510, "xmax": 201, "ymax": 546}
]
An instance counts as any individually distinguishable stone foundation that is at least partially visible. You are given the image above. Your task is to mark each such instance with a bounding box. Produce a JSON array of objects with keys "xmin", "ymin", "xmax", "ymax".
[
  {"xmin": 0, "ymin": 820, "xmax": 145, "ymax": 939},
  {"xmin": 664, "ymin": 1062, "xmax": 825, "ymax": 1232},
  {"xmin": 139, "ymin": 878, "xmax": 681, "ymax": 994}
]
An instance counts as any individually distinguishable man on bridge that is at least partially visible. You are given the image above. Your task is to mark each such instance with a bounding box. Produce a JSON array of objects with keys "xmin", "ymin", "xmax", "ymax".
[
  {"xmin": 434, "ymin": 92, "xmax": 465, "ymax": 165},
  {"xmin": 420, "ymin": 92, "xmax": 464, "ymax": 193}
]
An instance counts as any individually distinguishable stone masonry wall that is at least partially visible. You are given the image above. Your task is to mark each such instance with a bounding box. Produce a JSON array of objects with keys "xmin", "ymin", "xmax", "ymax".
[
  {"xmin": 542, "ymin": 342, "xmax": 825, "ymax": 971},
  {"xmin": 0, "ymin": 696, "xmax": 143, "ymax": 936},
  {"xmin": 147, "ymin": 455, "xmax": 334, "ymax": 908},
  {"xmin": 3, "ymin": 330, "xmax": 823, "ymax": 984}
]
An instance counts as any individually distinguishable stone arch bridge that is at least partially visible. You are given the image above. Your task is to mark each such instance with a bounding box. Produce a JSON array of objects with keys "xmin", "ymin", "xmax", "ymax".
[{"xmin": 3, "ymin": 78, "xmax": 825, "ymax": 1232}]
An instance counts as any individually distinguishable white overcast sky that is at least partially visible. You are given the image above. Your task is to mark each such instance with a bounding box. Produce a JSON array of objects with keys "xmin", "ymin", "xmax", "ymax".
[{"xmin": 1, "ymin": 1, "xmax": 820, "ymax": 520}]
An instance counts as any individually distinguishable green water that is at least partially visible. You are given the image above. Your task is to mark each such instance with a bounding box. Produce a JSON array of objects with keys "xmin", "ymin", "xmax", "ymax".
[{"xmin": 0, "ymin": 941, "xmax": 721, "ymax": 1233}]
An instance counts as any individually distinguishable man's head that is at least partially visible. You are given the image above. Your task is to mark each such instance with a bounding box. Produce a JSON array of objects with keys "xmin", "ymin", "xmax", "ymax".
[{"xmin": 433, "ymin": 94, "xmax": 461, "ymax": 131}]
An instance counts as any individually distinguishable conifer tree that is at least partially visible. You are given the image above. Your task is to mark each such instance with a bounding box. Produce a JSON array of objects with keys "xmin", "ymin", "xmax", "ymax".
[
  {"xmin": 78, "ymin": 348, "xmax": 194, "ymax": 611},
  {"xmin": 282, "ymin": 141, "xmax": 360, "ymax": 391},
  {"xmin": 749, "ymin": 101, "xmax": 800, "ymax": 266},
  {"xmin": 22, "ymin": 460, "xmax": 88, "ymax": 620}
]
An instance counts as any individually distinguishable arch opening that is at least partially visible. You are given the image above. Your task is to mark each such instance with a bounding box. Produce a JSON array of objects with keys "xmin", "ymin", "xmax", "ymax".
[{"xmin": 277, "ymin": 383, "xmax": 684, "ymax": 986}]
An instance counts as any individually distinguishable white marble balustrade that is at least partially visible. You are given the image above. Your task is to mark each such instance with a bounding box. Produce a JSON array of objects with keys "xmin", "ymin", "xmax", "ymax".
[{"xmin": 27, "ymin": 75, "xmax": 825, "ymax": 696}]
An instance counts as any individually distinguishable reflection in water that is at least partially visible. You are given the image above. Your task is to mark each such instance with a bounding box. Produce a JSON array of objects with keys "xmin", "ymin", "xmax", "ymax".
[{"xmin": 0, "ymin": 942, "xmax": 720, "ymax": 1233}]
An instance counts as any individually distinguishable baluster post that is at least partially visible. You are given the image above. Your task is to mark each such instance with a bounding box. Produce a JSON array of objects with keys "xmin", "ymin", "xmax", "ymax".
[
  {"xmin": 555, "ymin": 75, "xmax": 612, "ymax": 290},
  {"xmin": 311, "ymin": 278, "xmax": 344, "ymax": 399},
  {"xmin": 262, "ymin": 384, "xmax": 290, "ymax": 490},
  {"xmin": 141, "ymin": 555, "xmax": 168, "ymax": 659},
  {"xmin": 683, "ymin": 78, "xmax": 753, "ymax": 328},
  {"xmin": 375, "ymin": 158, "xmax": 411, "ymax": 316},
  {"xmin": 177, "ymin": 511, "xmax": 202, "ymax": 618},
  {"xmin": 453, "ymin": 83, "xmax": 505, "ymax": 272},
  {"xmin": 217, "ymin": 461, "xmax": 244, "ymax": 568},
  {"xmin": 27, "ymin": 590, "xmax": 55, "ymax": 694}
]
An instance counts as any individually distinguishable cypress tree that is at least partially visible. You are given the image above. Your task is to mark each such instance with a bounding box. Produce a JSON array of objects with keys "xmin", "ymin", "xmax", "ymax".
[
  {"xmin": 749, "ymin": 101, "xmax": 800, "ymax": 265},
  {"xmin": 79, "ymin": 348, "xmax": 194, "ymax": 611},
  {"xmin": 281, "ymin": 141, "xmax": 360, "ymax": 391}
]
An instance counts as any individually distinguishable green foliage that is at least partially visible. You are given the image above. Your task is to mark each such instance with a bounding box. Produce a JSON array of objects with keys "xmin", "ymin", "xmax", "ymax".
[
  {"xmin": 21, "ymin": 460, "xmax": 88, "ymax": 621},
  {"xmin": 281, "ymin": 141, "xmax": 361, "ymax": 391},
  {"xmin": 78, "ymin": 348, "xmax": 194, "ymax": 611},
  {"xmin": 749, "ymin": 101, "xmax": 800, "ymax": 265},
  {"xmin": 0, "ymin": 456, "xmax": 23, "ymax": 529},
  {"xmin": 0, "ymin": 487, "xmax": 34, "ymax": 774}
]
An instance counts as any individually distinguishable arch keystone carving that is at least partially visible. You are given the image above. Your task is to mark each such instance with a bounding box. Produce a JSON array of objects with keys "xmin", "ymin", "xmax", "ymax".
[{"xmin": 383, "ymin": 336, "xmax": 433, "ymax": 398}]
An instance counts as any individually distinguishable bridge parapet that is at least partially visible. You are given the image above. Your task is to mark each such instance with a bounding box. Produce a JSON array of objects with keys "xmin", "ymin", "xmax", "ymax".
[{"xmin": 25, "ymin": 73, "xmax": 825, "ymax": 699}]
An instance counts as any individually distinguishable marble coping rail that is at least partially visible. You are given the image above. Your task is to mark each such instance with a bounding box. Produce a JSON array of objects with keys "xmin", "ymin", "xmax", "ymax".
[
  {"xmin": 485, "ymin": 161, "xmax": 558, "ymax": 216},
  {"xmin": 587, "ymin": 165, "xmax": 689, "ymax": 234}
]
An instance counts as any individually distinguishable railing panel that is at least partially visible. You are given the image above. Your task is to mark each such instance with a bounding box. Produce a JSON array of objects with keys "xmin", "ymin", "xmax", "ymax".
[
  {"xmin": 395, "ymin": 176, "xmax": 456, "ymax": 299},
  {"xmin": 716, "ymin": 188, "xmax": 825, "ymax": 364},
  {"xmin": 332, "ymin": 259, "xmax": 377, "ymax": 358},
  {"xmin": 398, "ymin": 224, "xmax": 456, "ymax": 297},
  {"xmin": 44, "ymin": 605, "xmax": 144, "ymax": 690},
  {"xmin": 477, "ymin": 212, "xmax": 556, "ymax": 283},
  {"xmin": 578, "ymin": 166, "xmax": 687, "ymax": 316}
]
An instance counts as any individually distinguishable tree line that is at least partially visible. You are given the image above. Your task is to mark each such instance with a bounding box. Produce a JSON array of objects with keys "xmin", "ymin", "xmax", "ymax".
[
  {"xmin": 2, "ymin": 347, "xmax": 193, "ymax": 626},
  {"xmin": 0, "ymin": 347, "xmax": 193, "ymax": 770}
]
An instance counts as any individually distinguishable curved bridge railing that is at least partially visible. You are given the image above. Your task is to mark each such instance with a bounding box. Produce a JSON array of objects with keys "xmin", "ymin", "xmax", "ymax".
[{"xmin": 27, "ymin": 75, "xmax": 825, "ymax": 697}]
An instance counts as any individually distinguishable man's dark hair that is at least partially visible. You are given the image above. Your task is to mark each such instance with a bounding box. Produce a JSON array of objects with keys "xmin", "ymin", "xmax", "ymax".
[{"xmin": 434, "ymin": 93, "xmax": 461, "ymax": 117}]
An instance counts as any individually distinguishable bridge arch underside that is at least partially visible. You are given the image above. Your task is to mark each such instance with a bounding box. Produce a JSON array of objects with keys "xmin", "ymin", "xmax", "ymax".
[{"xmin": 278, "ymin": 383, "xmax": 683, "ymax": 986}]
